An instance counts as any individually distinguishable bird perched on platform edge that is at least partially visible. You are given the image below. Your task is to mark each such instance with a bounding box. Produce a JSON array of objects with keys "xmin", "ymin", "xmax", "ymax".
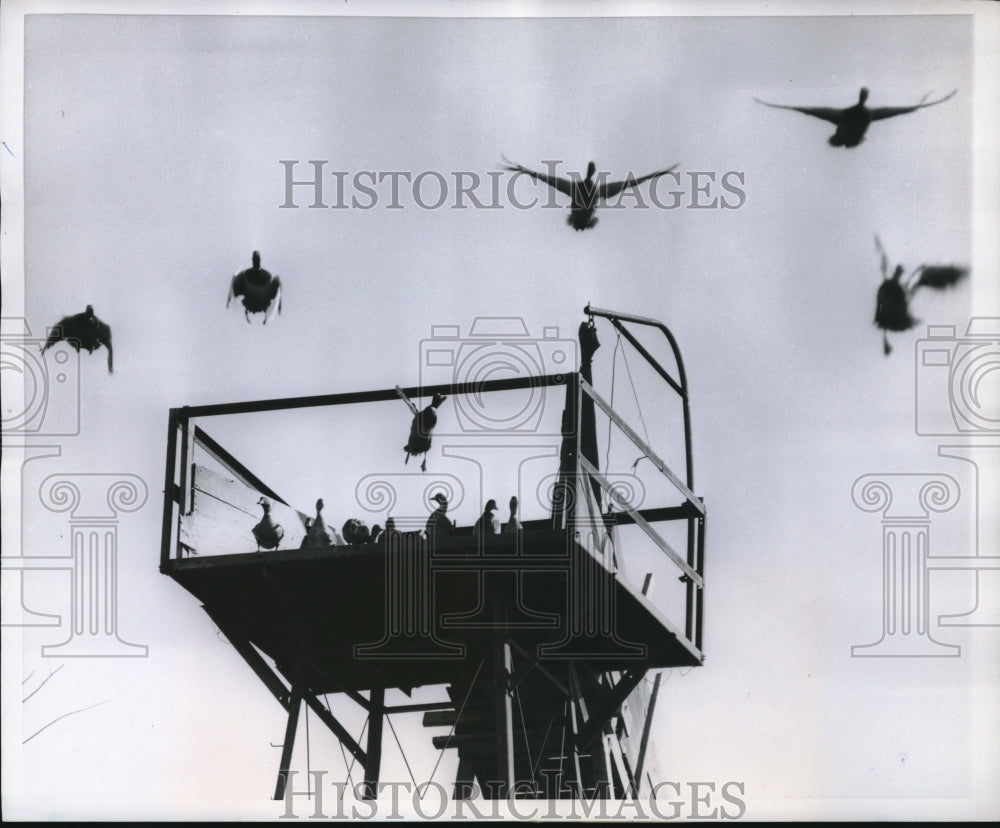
[
  {"xmin": 41, "ymin": 304, "xmax": 114, "ymax": 374},
  {"xmin": 503, "ymin": 496, "xmax": 521, "ymax": 534},
  {"xmin": 303, "ymin": 498, "xmax": 335, "ymax": 548},
  {"xmin": 252, "ymin": 496, "xmax": 285, "ymax": 552},
  {"xmin": 474, "ymin": 499, "xmax": 501, "ymax": 537}
]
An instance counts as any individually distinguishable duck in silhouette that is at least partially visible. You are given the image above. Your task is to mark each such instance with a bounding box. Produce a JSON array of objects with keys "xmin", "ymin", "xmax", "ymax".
[
  {"xmin": 425, "ymin": 492, "xmax": 454, "ymax": 540},
  {"xmin": 302, "ymin": 498, "xmax": 335, "ymax": 548},
  {"xmin": 41, "ymin": 305, "xmax": 113, "ymax": 373},
  {"xmin": 397, "ymin": 387, "xmax": 447, "ymax": 472},
  {"xmin": 502, "ymin": 496, "xmax": 521, "ymax": 534},
  {"xmin": 873, "ymin": 235, "xmax": 969, "ymax": 355},
  {"xmin": 342, "ymin": 518, "xmax": 372, "ymax": 545},
  {"xmin": 755, "ymin": 87, "xmax": 957, "ymax": 147},
  {"xmin": 227, "ymin": 251, "xmax": 283, "ymax": 323},
  {"xmin": 499, "ymin": 157, "xmax": 679, "ymax": 230},
  {"xmin": 252, "ymin": 496, "xmax": 284, "ymax": 552},
  {"xmin": 474, "ymin": 499, "xmax": 501, "ymax": 538}
]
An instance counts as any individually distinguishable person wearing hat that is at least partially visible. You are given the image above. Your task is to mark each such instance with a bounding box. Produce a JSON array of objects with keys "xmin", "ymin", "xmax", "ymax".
[
  {"xmin": 474, "ymin": 499, "xmax": 501, "ymax": 537},
  {"xmin": 425, "ymin": 492, "xmax": 455, "ymax": 541}
]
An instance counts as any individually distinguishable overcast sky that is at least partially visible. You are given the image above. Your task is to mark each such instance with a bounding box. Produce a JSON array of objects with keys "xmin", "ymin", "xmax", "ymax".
[{"xmin": 2, "ymin": 0, "xmax": 998, "ymax": 821}]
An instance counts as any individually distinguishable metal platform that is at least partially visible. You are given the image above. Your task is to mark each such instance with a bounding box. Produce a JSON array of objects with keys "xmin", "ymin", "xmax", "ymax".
[
  {"xmin": 159, "ymin": 305, "xmax": 707, "ymax": 800},
  {"xmin": 163, "ymin": 521, "xmax": 702, "ymax": 695}
]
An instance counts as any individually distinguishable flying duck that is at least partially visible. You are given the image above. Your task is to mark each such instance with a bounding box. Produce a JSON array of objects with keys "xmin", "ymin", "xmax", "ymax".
[
  {"xmin": 755, "ymin": 87, "xmax": 957, "ymax": 147},
  {"xmin": 397, "ymin": 387, "xmax": 447, "ymax": 472},
  {"xmin": 252, "ymin": 496, "xmax": 284, "ymax": 552},
  {"xmin": 499, "ymin": 157, "xmax": 679, "ymax": 230},
  {"xmin": 873, "ymin": 235, "xmax": 969, "ymax": 355},
  {"xmin": 227, "ymin": 251, "xmax": 283, "ymax": 323},
  {"xmin": 41, "ymin": 305, "xmax": 113, "ymax": 373}
]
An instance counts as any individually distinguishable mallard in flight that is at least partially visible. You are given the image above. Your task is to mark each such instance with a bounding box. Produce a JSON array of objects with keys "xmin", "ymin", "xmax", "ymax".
[
  {"xmin": 227, "ymin": 251, "xmax": 283, "ymax": 323},
  {"xmin": 500, "ymin": 157, "xmax": 679, "ymax": 230},
  {"xmin": 41, "ymin": 304, "xmax": 113, "ymax": 373},
  {"xmin": 755, "ymin": 87, "xmax": 957, "ymax": 147},
  {"xmin": 873, "ymin": 235, "xmax": 968, "ymax": 355}
]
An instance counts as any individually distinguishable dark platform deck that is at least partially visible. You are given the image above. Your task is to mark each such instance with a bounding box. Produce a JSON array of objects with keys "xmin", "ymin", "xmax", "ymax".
[{"xmin": 162, "ymin": 527, "xmax": 702, "ymax": 694}]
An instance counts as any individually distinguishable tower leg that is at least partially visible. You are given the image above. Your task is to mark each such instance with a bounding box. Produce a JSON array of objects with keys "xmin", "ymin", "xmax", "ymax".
[
  {"xmin": 362, "ymin": 688, "xmax": 384, "ymax": 800},
  {"xmin": 493, "ymin": 622, "xmax": 514, "ymax": 797},
  {"xmin": 273, "ymin": 687, "xmax": 302, "ymax": 800}
]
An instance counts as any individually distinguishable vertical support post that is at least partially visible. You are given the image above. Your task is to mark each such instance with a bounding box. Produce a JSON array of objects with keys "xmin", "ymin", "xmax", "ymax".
[
  {"xmin": 578, "ymin": 318, "xmax": 603, "ymax": 512},
  {"xmin": 160, "ymin": 409, "xmax": 179, "ymax": 569},
  {"xmin": 601, "ymin": 733, "xmax": 617, "ymax": 797},
  {"xmin": 363, "ymin": 688, "xmax": 384, "ymax": 800},
  {"xmin": 567, "ymin": 690, "xmax": 584, "ymax": 796},
  {"xmin": 551, "ymin": 372, "xmax": 580, "ymax": 531},
  {"xmin": 685, "ymin": 508, "xmax": 696, "ymax": 642},
  {"xmin": 177, "ymin": 414, "xmax": 191, "ymax": 517},
  {"xmin": 686, "ymin": 510, "xmax": 706, "ymax": 646},
  {"xmin": 695, "ymin": 514, "xmax": 706, "ymax": 652},
  {"xmin": 274, "ymin": 686, "xmax": 303, "ymax": 800},
  {"xmin": 493, "ymin": 623, "xmax": 514, "ymax": 796},
  {"xmin": 454, "ymin": 754, "xmax": 476, "ymax": 800}
]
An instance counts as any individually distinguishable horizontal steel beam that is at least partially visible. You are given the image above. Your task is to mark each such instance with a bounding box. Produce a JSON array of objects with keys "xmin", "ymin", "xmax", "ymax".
[{"xmin": 175, "ymin": 374, "xmax": 571, "ymax": 419}]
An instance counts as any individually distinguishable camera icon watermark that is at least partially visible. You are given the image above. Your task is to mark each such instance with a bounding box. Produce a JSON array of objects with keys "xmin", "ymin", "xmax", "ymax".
[
  {"xmin": 852, "ymin": 317, "xmax": 1000, "ymax": 658},
  {"xmin": 419, "ymin": 317, "xmax": 576, "ymax": 436},
  {"xmin": 915, "ymin": 318, "xmax": 1000, "ymax": 436},
  {"xmin": 1, "ymin": 317, "xmax": 81, "ymax": 437}
]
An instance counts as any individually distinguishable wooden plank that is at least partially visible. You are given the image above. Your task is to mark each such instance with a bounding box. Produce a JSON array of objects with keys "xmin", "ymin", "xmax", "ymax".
[
  {"xmin": 386, "ymin": 701, "xmax": 453, "ymax": 714},
  {"xmin": 432, "ymin": 729, "xmax": 554, "ymax": 751},
  {"xmin": 180, "ymin": 464, "xmax": 310, "ymax": 555},
  {"xmin": 422, "ymin": 710, "xmax": 459, "ymax": 727}
]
